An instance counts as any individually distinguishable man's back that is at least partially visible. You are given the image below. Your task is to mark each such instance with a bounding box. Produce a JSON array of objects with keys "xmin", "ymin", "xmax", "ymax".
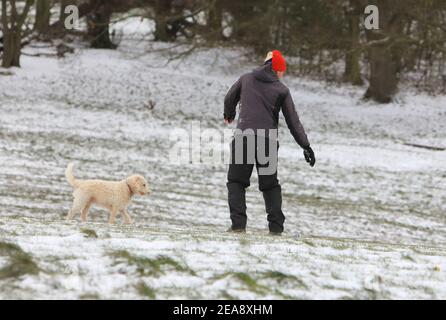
[
  {"xmin": 233, "ymin": 64, "xmax": 287, "ymax": 132},
  {"xmin": 224, "ymin": 63, "xmax": 310, "ymax": 148}
]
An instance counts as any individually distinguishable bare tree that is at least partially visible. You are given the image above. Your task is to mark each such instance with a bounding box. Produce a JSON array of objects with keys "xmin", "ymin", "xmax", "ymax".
[
  {"xmin": 205, "ymin": 0, "xmax": 224, "ymax": 41},
  {"xmin": 86, "ymin": 0, "xmax": 154, "ymax": 49},
  {"xmin": 86, "ymin": 0, "xmax": 115, "ymax": 48},
  {"xmin": 152, "ymin": 0, "xmax": 173, "ymax": 41},
  {"xmin": 343, "ymin": 0, "xmax": 363, "ymax": 85},
  {"xmin": 34, "ymin": 0, "xmax": 51, "ymax": 35},
  {"xmin": 1, "ymin": 0, "xmax": 34, "ymax": 68},
  {"xmin": 363, "ymin": 0, "xmax": 405, "ymax": 103}
]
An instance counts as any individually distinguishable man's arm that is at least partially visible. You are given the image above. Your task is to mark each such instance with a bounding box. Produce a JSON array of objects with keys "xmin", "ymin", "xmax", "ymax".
[
  {"xmin": 224, "ymin": 77, "xmax": 242, "ymax": 122},
  {"xmin": 282, "ymin": 89, "xmax": 310, "ymax": 149}
]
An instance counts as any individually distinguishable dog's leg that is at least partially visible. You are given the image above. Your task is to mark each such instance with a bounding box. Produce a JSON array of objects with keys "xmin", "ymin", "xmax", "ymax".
[
  {"xmin": 66, "ymin": 208, "xmax": 75, "ymax": 220},
  {"xmin": 66, "ymin": 194, "xmax": 88, "ymax": 220},
  {"xmin": 121, "ymin": 209, "xmax": 133, "ymax": 225},
  {"xmin": 66, "ymin": 189, "xmax": 89, "ymax": 220},
  {"xmin": 80, "ymin": 201, "xmax": 92, "ymax": 223},
  {"xmin": 108, "ymin": 207, "xmax": 118, "ymax": 224}
]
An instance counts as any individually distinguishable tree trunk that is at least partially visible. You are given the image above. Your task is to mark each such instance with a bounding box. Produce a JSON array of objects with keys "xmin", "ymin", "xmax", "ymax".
[
  {"xmin": 345, "ymin": 51, "xmax": 363, "ymax": 85},
  {"xmin": 35, "ymin": 0, "xmax": 51, "ymax": 34},
  {"xmin": 87, "ymin": 2, "xmax": 116, "ymax": 49},
  {"xmin": 153, "ymin": 0, "xmax": 174, "ymax": 42},
  {"xmin": 1, "ymin": 0, "xmax": 34, "ymax": 68},
  {"xmin": 2, "ymin": 32, "xmax": 22, "ymax": 67},
  {"xmin": 364, "ymin": 41, "xmax": 398, "ymax": 103},
  {"xmin": 207, "ymin": 0, "xmax": 223, "ymax": 41},
  {"xmin": 364, "ymin": 0, "xmax": 403, "ymax": 103},
  {"xmin": 344, "ymin": 1, "xmax": 363, "ymax": 86}
]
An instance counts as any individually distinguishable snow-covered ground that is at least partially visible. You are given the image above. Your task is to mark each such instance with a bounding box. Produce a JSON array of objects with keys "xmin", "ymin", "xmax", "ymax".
[{"xmin": 0, "ymin": 36, "xmax": 445, "ymax": 299}]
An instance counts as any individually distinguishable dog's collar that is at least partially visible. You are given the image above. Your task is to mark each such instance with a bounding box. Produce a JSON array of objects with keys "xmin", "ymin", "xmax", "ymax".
[{"xmin": 126, "ymin": 180, "xmax": 134, "ymax": 197}]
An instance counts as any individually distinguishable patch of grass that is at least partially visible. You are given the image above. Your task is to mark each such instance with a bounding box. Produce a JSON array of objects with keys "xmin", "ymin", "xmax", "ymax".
[
  {"xmin": 262, "ymin": 271, "xmax": 308, "ymax": 289},
  {"xmin": 331, "ymin": 272, "xmax": 343, "ymax": 280},
  {"xmin": 332, "ymin": 242, "xmax": 351, "ymax": 250},
  {"xmin": 110, "ymin": 250, "xmax": 194, "ymax": 277},
  {"xmin": 79, "ymin": 293, "xmax": 100, "ymax": 300},
  {"xmin": 263, "ymin": 271, "xmax": 293, "ymax": 282},
  {"xmin": 322, "ymin": 284, "xmax": 339, "ymax": 290},
  {"xmin": 412, "ymin": 247, "xmax": 446, "ymax": 257},
  {"xmin": 293, "ymin": 194, "xmax": 365, "ymax": 213},
  {"xmin": 233, "ymin": 272, "xmax": 259, "ymax": 291},
  {"xmin": 214, "ymin": 272, "xmax": 267, "ymax": 294},
  {"xmin": 0, "ymin": 70, "xmax": 13, "ymax": 76},
  {"xmin": 362, "ymin": 287, "xmax": 380, "ymax": 300},
  {"xmin": 0, "ymin": 228, "xmax": 18, "ymax": 236},
  {"xmin": 80, "ymin": 228, "xmax": 98, "ymax": 239},
  {"xmin": 0, "ymin": 241, "xmax": 39, "ymax": 279},
  {"xmin": 219, "ymin": 290, "xmax": 236, "ymax": 299},
  {"xmin": 243, "ymin": 252, "xmax": 262, "ymax": 263},
  {"xmin": 0, "ymin": 242, "xmax": 21, "ymax": 255},
  {"xmin": 423, "ymin": 286, "xmax": 436, "ymax": 297},
  {"xmin": 301, "ymin": 239, "xmax": 316, "ymax": 247},
  {"xmin": 214, "ymin": 271, "xmax": 306, "ymax": 295},
  {"xmin": 401, "ymin": 253, "xmax": 416, "ymax": 262},
  {"xmin": 136, "ymin": 282, "xmax": 156, "ymax": 299},
  {"xmin": 273, "ymin": 288, "xmax": 298, "ymax": 300}
]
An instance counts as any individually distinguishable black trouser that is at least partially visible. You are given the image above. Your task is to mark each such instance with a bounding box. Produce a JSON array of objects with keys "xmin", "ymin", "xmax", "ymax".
[{"xmin": 227, "ymin": 135, "xmax": 285, "ymax": 233}]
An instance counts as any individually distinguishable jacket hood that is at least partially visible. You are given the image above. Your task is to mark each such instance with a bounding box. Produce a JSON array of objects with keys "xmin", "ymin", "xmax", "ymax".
[{"xmin": 252, "ymin": 64, "xmax": 279, "ymax": 83}]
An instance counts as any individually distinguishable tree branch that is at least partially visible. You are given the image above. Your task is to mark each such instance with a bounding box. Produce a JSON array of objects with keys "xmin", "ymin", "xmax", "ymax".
[
  {"xmin": 17, "ymin": 0, "xmax": 34, "ymax": 28},
  {"xmin": 11, "ymin": 0, "xmax": 18, "ymax": 28},
  {"xmin": 1, "ymin": 0, "xmax": 9, "ymax": 32}
]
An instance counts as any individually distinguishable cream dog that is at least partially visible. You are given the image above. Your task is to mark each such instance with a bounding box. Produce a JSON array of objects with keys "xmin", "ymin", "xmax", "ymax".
[{"xmin": 65, "ymin": 163, "xmax": 149, "ymax": 224}]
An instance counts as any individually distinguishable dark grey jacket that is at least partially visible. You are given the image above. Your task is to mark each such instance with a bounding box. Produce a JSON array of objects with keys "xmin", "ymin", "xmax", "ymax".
[{"xmin": 224, "ymin": 64, "xmax": 310, "ymax": 148}]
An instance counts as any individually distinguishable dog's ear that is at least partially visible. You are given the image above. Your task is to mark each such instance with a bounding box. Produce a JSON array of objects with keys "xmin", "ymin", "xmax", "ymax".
[{"xmin": 126, "ymin": 176, "xmax": 136, "ymax": 187}]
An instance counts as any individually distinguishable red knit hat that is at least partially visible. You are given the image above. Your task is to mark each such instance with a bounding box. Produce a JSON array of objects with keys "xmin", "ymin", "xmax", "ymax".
[{"xmin": 265, "ymin": 50, "xmax": 287, "ymax": 72}]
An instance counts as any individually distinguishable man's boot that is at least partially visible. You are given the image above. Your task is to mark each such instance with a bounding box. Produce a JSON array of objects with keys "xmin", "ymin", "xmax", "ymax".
[
  {"xmin": 227, "ymin": 182, "xmax": 248, "ymax": 230},
  {"xmin": 263, "ymin": 185, "xmax": 285, "ymax": 234}
]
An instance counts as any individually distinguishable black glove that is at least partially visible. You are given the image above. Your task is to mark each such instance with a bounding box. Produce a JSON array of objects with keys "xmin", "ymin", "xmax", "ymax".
[{"xmin": 303, "ymin": 146, "xmax": 316, "ymax": 167}]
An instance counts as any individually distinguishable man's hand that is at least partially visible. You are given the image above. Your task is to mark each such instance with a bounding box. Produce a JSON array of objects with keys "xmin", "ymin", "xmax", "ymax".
[
  {"xmin": 303, "ymin": 146, "xmax": 316, "ymax": 167},
  {"xmin": 224, "ymin": 118, "xmax": 233, "ymax": 125}
]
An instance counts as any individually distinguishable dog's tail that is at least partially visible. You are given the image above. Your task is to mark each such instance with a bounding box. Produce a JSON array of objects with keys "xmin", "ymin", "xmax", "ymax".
[{"xmin": 65, "ymin": 162, "xmax": 79, "ymax": 188}]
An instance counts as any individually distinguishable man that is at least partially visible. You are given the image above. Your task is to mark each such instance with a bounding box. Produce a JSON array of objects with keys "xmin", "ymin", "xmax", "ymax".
[{"xmin": 224, "ymin": 50, "xmax": 315, "ymax": 236}]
